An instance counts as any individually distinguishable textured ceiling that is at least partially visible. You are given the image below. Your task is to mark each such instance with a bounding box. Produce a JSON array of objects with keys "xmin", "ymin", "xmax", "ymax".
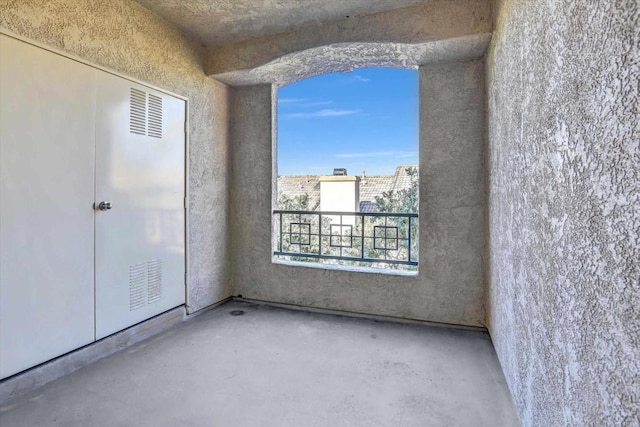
[
  {"xmin": 135, "ymin": 0, "xmax": 428, "ymax": 45},
  {"xmin": 213, "ymin": 35, "xmax": 491, "ymax": 86}
]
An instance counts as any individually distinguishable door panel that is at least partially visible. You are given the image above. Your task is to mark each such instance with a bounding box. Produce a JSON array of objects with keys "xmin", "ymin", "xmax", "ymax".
[
  {"xmin": 0, "ymin": 35, "xmax": 96, "ymax": 379},
  {"xmin": 94, "ymin": 73, "xmax": 185, "ymax": 339}
]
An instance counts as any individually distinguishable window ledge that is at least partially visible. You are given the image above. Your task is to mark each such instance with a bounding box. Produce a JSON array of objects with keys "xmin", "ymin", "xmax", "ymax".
[{"xmin": 272, "ymin": 258, "xmax": 418, "ymax": 277}]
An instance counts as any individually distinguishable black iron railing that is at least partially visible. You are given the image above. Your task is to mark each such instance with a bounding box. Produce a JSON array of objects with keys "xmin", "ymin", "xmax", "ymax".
[{"xmin": 273, "ymin": 210, "xmax": 418, "ymax": 266}]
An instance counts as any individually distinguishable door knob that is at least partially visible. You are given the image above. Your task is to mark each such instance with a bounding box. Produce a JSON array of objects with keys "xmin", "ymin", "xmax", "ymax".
[{"xmin": 96, "ymin": 201, "xmax": 112, "ymax": 211}]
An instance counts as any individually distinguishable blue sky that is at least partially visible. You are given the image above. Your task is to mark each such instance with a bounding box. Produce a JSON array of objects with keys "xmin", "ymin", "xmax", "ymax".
[{"xmin": 277, "ymin": 67, "xmax": 418, "ymax": 176}]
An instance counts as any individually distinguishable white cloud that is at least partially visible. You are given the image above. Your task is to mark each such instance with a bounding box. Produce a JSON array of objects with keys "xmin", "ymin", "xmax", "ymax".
[
  {"xmin": 337, "ymin": 74, "xmax": 371, "ymax": 84},
  {"xmin": 301, "ymin": 101, "xmax": 333, "ymax": 107},
  {"xmin": 283, "ymin": 109, "xmax": 361, "ymax": 118},
  {"xmin": 278, "ymin": 98, "xmax": 333, "ymax": 108},
  {"xmin": 334, "ymin": 151, "xmax": 417, "ymax": 159},
  {"xmin": 278, "ymin": 97, "xmax": 308, "ymax": 104}
]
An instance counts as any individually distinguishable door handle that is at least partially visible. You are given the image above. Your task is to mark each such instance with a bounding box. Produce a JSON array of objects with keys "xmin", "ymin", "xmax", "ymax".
[{"xmin": 96, "ymin": 201, "xmax": 113, "ymax": 211}]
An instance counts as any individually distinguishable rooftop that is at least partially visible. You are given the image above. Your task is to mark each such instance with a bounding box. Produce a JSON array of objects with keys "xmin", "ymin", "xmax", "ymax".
[{"xmin": 278, "ymin": 165, "xmax": 418, "ymax": 212}]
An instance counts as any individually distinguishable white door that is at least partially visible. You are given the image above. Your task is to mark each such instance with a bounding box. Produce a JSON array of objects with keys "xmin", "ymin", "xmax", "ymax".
[
  {"xmin": 0, "ymin": 35, "xmax": 96, "ymax": 379},
  {"xmin": 94, "ymin": 73, "xmax": 186, "ymax": 339}
]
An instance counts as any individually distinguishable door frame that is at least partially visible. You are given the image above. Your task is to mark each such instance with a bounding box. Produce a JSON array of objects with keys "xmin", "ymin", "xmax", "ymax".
[{"xmin": 0, "ymin": 29, "xmax": 191, "ymax": 311}]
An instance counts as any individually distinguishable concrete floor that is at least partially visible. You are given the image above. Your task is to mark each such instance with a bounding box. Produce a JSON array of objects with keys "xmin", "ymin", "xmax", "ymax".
[{"xmin": 0, "ymin": 301, "xmax": 519, "ymax": 426}]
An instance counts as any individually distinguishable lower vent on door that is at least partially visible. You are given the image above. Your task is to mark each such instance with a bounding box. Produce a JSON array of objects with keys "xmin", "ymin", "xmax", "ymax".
[{"xmin": 128, "ymin": 259, "xmax": 163, "ymax": 311}]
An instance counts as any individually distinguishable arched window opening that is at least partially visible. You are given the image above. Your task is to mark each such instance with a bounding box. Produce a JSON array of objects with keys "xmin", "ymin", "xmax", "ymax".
[{"xmin": 274, "ymin": 68, "xmax": 419, "ymax": 271}]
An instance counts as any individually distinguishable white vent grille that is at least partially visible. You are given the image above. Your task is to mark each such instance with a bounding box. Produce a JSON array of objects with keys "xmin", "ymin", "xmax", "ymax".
[
  {"xmin": 128, "ymin": 259, "xmax": 163, "ymax": 310},
  {"xmin": 129, "ymin": 89, "xmax": 163, "ymax": 138},
  {"xmin": 147, "ymin": 259, "xmax": 163, "ymax": 303},
  {"xmin": 147, "ymin": 94, "xmax": 163, "ymax": 138},
  {"xmin": 129, "ymin": 89, "xmax": 146, "ymax": 136},
  {"xmin": 129, "ymin": 262, "xmax": 147, "ymax": 311}
]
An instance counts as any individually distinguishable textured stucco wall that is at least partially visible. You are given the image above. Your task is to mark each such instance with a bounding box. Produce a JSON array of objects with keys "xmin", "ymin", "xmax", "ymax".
[
  {"xmin": 486, "ymin": 1, "xmax": 639, "ymax": 425},
  {"xmin": 206, "ymin": 0, "xmax": 492, "ymax": 76},
  {"xmin": 135, "ymin": 0, "xmax": 427, "ymax": 46},
  {"xmin": 0, "ymin": 0, "xmax": 232, "ymax": 312},
  {"xmin": 230, "ymin": 60, "xmax": 486, "ymax": 327},
  {"xmin": 213, "ymin": 35, "xmax": 491, "ymax": 86}
]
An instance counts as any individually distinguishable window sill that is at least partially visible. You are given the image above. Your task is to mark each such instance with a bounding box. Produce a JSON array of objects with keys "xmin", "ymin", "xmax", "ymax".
[{"xmin": 272, "ymin": 258, "xmax": 418, "ymax": 277}]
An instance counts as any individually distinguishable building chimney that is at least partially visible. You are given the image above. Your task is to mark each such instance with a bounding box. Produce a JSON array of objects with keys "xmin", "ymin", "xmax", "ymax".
[
  {"xmin": 319, "ymin": 169, "xmax": 360, "ymax": 224},
  {"xmin": 333, "ymin": 168, "xmax": 348, "ymax": 176}
]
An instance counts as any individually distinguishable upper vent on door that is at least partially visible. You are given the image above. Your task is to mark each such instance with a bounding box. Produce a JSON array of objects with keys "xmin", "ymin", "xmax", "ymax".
[
  {"xmin": 129, "ymin": 89, "xmax": 146, "ymax": 136},
  {"xmin": 147, "ymin": 94, "xmax": 163, "ymax": 138},
  {"xmin": 129, "ymin": 88, "xmax": 163, "ymax": 138}
]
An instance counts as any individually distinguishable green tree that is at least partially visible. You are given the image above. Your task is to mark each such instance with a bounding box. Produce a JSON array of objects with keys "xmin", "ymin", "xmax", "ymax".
[
  {"xmin": 278, "ymin": 192, "xmax": 318, "ymax": 211},
  {"xmin": 276, "ymin": 192, "xmax": 320, "ymax": 262},
  {"xmin": 374, "ymin": 167, "xmax": 418, "ymax": 213},
  {"xmin": 366, "ymin": 167, "xmax": 419, "ymax": 269},
  {"xmin": 276, "ymin": 168, "xmax": 418, "ymax": 270}
]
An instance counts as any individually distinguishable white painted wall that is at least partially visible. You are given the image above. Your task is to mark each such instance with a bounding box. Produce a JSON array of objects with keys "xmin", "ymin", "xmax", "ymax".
[
  {"xmin": 319, "ymin": 177, "xmax": 360, "ymax": 213},
  {"xmin": 0, "ymin": 0, "xmax": 232, "ymax": 314},
  {"xmin": 319, "ymin": 176, "xmax": 360, "ymax": 225}
]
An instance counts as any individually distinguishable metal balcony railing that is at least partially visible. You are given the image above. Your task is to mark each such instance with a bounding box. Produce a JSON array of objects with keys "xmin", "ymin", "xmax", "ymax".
[{"xmin": 273, "ymin": 210, "xmax": 418, "ymax": 266}]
